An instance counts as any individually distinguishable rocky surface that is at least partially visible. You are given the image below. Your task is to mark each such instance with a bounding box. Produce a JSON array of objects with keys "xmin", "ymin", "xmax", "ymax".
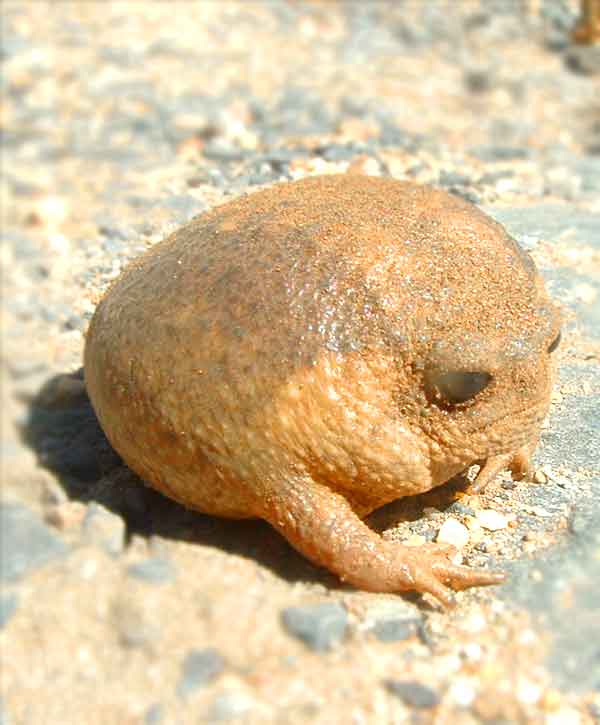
[{"xmin": 1, "ymin": 1, "xmax": 599, "ymax": 723}]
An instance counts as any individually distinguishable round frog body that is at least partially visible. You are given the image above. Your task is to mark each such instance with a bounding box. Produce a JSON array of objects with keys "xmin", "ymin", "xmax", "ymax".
[{"xmin": 85, "ymin": 175, "xmax": 561, "ymax": 605}]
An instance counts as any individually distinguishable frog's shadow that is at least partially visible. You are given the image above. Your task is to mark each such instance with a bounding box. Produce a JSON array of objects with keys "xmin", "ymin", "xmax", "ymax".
[{"xmin": 22, "ymin": 370, "xmax": 463, "ymax": 595}]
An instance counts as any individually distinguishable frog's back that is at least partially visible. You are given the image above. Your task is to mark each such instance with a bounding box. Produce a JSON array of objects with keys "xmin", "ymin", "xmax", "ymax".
[
  {"xmin": 86, "ymin": 176, "xmax": 410, "ymax": 420},
  {"xmin": 88, "ymin": 174, "xmax": 530, "ymax": 398}
]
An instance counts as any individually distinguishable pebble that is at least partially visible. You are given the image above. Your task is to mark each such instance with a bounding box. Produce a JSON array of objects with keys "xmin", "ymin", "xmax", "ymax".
[
  {"xmin": 362, "ymin": 601, "xmax": 422, "ymax": 640},
  {"xmin": 446, "ymin": 677, "xmax": 476, "ymax": 707},
  {"xmin": 6, "ymin": 358, "xmax": 48, "ymax": 381},
  {"xmin": 177, "ymin": 648, "xmax": 226, "ymax": 698},
  {"xmin": 470, "ymin": 145, "xmax": 530, "ymax": 161},
  {"xmin": 384, "ymin": 680, "xmax": 441, "ymax": 708},
  {"xmin": 126, "ymin": 557, "xmax": 177, "ymax": 585},
  {"xmin": 0, "ymin": 593, "xmax": 18, "ymax": 629},
  {"xmin": 545, "ymin": 707, "xmax": 582, "ymax": 725},
  {"xmin": 202, "ymin": 142, "xmax": 248, "ymax": 162},
  {"xmin": 436, "ymin": 518, "xmax": 470, "ymax": 548},
  {"xmin": 0, "ymin": 502, "xmax": 69, "ymax": 582},
  {"xmin": 81, "ymin": 503, "xmax": 126, "ymax": 557},
  {"xmin": 113, "ymin": 599, "xmax": 161, "ymax": 650},
  {"xmin": 41, "ymin": 477, "xmax": 69, "ymax": 506},
  {"xmin": 463, "ymin": 67, "xmax": 492, "ymax": 94},
  {"xmin": 207, "ymin": 690, "xmax": 256, "ymax": 721},
  {"xmin": 565, "ymin": 46, "xmax": 600, "ymax": 76},
  {"xmin": 447, "ymin": 187, "xmax": 480, "ymax": 204},
  {"xmin": 461, "ymin": 642, "xmax": 482, "ymax": 662},
  {"xmin": 404, "ymin": 533, "xmax": 428, "ymax": 546},
  {"xmin": 465, "ymin": 516, "xmax": 482, "ymax": 531},
  {"xmin": 144, "ymin": 703, "xmax": 165, "ymax": 725},
  {"xmin": 31, "ymin": 195, "xmax": 70, "ymax": 230},
  {"xmin": 45, "ymin": 501, "xmax": 87, "ymax": 530},
  {"xmin": 316, "ymin": 142, "xmax": 364, "ymax": 162},
  {"xmin": 438, "ymin": 170, "xmax": 473, "ymax": 187},
  {"xmin": 446, "ymin": 500, "xmax": 476, "ymax": 516},
  {"xmin": 362, "ymin": 598, "xmax": 421, "ymax": 626},
  {"xmin": 476, "ymin": 509, "xmax": 509, "ymax": 531},
  {"xmin": 516, "ymin": 677, "xmax": 542, "ymax": 705},
  {"xmin": 280, "ymin": 602, "xmax": 348, "ymax": 652},
  {"xmin": 372, "ymin": 618, "xmax": 419, "ymax": 643},
  {"xmin": 587, "ymin": 702, "xmax": 600, "ymax": 721},
  {"xmin": 163, "ymin": 194, "xmax": 204, "ymax": 222}
]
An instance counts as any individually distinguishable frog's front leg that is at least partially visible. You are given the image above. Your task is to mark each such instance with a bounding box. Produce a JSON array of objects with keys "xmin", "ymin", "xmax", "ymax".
[
  {"xmin": 466, "ymin": 441, "xmax": 537, "ymax": 495},
  {"xmin": 261, "ymin": 474, "xmax": 505, "ymax": 607}
]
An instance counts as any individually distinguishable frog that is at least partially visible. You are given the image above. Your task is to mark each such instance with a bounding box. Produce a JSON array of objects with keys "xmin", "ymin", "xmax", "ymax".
[{"xmin": 84, "ymin": 174, "xmax": 561, "ymax": 606}]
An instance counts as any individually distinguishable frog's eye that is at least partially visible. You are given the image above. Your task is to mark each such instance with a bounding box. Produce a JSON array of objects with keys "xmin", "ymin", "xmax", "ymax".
[
  {"xmin": 426, "ymin": 370, "xmax": 492, "ymax": 406},
  {"xmin": 548, "ymin": 331, "xmax": 561, "ymax": 354}
]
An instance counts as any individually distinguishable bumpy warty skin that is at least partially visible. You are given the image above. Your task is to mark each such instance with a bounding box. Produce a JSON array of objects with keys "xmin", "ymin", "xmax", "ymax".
[{"xmin": 84, "ymin": 174, "xmax": 561, "ymax": 605}]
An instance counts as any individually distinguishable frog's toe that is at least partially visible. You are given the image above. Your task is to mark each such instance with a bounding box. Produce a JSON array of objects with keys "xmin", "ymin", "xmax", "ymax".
[
  {"xmin": 467, "ymin": 442, "xmax": 536, "ymax": 494},
  {"xmin": 403, "ymin": 543, "xmax": 506, "ymax": 608}
]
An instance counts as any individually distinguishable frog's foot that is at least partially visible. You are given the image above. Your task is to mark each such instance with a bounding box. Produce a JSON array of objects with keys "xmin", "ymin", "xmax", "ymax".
[
  {"xmin": 396, "ymin": 542, "xmax": 505, "ymax": 608},
  {"xmin": 466, "ymin": 443, "xmax": 535, "ymax": 495},
  {"xmin": 263, "ymin": 475, "xmax": 504, "ymax": 607}
]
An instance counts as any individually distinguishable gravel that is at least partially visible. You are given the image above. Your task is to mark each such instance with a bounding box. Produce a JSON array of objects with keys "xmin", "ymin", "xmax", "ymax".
[
  {"xmin": 207, "ymin": 690, "xmax": 256, "ymax": 721},
  {"xmin": 280, "ymin": 602, "xmax": 349, "ymax": 652},
  {"xmin": 372, "ymin": 618, "xmax": 420, "ymax": 643},
  {"xmin": 143, "ymin": 704, "xmax": 164, "ymax": 725},
  {"xmin": 0, "ymin": 502, "xmax": 69, "ymax": 582},
  {"xmin": 126, "ymin": 557, "xmax": 178, "ymax": 585},
  {"xmin": 177, "ymin": 648, "xmax": 226, "ymax": 699},
  {"xmin": 0, "ymin": 594, "xmax": 19, "ymax": 629},
  {"xmin": 81, "ymin": 503, "xmax": 126, "ymax": 557},
  {"xmin": 384, "ymin": 680, "xmax": 441, "ymax": 708}
]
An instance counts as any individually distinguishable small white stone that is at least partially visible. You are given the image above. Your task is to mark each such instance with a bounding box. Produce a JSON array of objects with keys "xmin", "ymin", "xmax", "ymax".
[
  {"xmin": 546, "ymin": 707, "xmax": 581, "ymax": 725},
  {"xmin": 476, "ymin": 509, "xmax": 509, "ymax": 531},
  {"xmin": 462, "ymin": 642, "xmax": 482, "ymax": 662},
  {"xmin": 462, "ymin": 612, "xmax": 488, "ymax": 634},
  {"xmin": 465, "ymin": 516, "xmax": 481, "ymax": 531},
  {"xmin": 516, "ymin": 678, "xmax": 542, "ymax": 705},
  {"xmin": 37, "ymin": 195, "xmax": 69, "ymax": 226},
  {"xmin": 517, "ymin": 628, "xmax": 537, "ymax": 646},
  {"xmin": 574, "ymin": 283, "xmax": 597, "ymax": 304},
  {"xmin": 447, "ymin": 677, "xmax": 476, "ymax": 707},
  {"xmin": 48, "ymin": 232, "xmax": 71, "ymax": 255},
  {"xmin": 437, "ymin": 518, "xmax": 470, "ymax": 548}
]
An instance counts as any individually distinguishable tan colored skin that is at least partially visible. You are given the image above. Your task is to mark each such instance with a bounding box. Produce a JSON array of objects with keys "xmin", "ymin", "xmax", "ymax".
[
  {"xmin": 84, "ymin": 175, "xmax": 561, "ymax": 606},
  {"xmin": 572, "ymin": 0, "xmax": 600, "ymax": 44}
]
